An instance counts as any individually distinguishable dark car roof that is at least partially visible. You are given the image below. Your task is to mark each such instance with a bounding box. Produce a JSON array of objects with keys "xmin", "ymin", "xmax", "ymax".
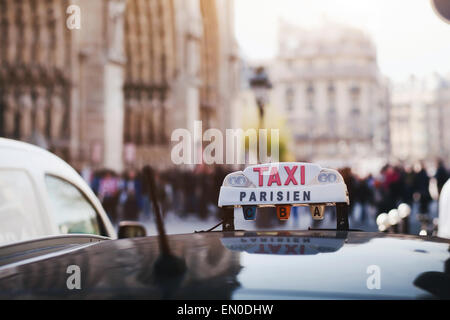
[{"xmin": 0, "ymin": 230, "xmax": 449, "ymax": 299}]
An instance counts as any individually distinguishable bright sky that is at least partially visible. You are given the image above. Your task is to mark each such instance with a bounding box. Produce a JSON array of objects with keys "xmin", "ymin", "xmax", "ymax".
[{"xmin": 234, "ymin": 0, "xmax": 450, "ymax": 82}]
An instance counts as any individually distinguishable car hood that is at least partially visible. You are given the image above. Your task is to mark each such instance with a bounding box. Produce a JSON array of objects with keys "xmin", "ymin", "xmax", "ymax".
[{"xmin": 0, "ymin": 230, "xmax": 449, "ymax": 299}]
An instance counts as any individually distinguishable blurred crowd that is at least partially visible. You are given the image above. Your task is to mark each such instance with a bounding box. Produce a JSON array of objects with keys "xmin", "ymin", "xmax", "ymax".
[
  {"xmin": 82, "ymin": 166, "xmax": 231, "ymax": 224},
  {"xmin": 81, "ymin": 161, "xmax": 450, "ymax": 227},
  {"xmin": 341, "ymin": 160, "xmax": 449, "ymax": 224}
]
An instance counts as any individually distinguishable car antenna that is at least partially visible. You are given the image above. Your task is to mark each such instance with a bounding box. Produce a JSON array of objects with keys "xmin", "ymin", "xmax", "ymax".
[
  {"xmin": 142, "ymin": 166, "xmax": 171, "ymax": 254},
  {"xmin": 141, "ymin": 166, "xmax": 186, "ymax": 282}
]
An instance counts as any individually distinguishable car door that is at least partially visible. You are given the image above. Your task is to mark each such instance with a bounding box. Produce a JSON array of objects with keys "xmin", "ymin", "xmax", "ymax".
[{"xmin": 44, "ymin": 174, "xmax": 110, "ymax": 237}]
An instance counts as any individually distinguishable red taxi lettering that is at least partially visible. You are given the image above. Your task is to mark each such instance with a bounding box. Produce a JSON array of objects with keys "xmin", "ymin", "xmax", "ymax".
[
  {"xmin": 253, "ymin": 167, "xmax": 269, "ymax": 186},
  {"xmin": 285, "ymin": 245, "xmax": 297, "ymax": 254},
  {"xmin": 301, "ymin": 165, "xmax": 306, "ymax": 185},
  {"xmin": 254, "ymin": 244, "xmax": 307, "ymax": 254},
  {"xmin": 284, "ymin": 166, "xmax": 298, "ymax": 185},
  {"xmin": 253, "ymin": 165, "xmax": 307, "ymax": 187},
  {"xmin": 300, "ymin": 245, "xmax": 305, "ymax": 254},
  {"xmin": 268, "ymin": 244, "xmax": 281, "ymax": 254},
  {"xmin": 267, "ymin": 167, "xmax": 282, "ymax": 186},
  {"xmin": 255, "ymin": 244, "xmax": 268, "ymax": 254}
]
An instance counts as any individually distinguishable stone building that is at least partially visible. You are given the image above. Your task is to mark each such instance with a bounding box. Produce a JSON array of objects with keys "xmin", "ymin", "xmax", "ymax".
[
  {"xmin": 0, "ymin": 0, "xmax": 73, "ymax": 158},
  {"xmin": 436, "ymin": 78, "xmax": 450, "ymax": 162},
  {"xmin": 270, "ymin": 21, "xmax": 390, "ymax": 171},
  {"xmin": 390, "ymin": 75, "xmax": 450, "ymax": 164},
  {"xmin": 0, "ymin": 0, "xmax": 239, "ymax": 172}
]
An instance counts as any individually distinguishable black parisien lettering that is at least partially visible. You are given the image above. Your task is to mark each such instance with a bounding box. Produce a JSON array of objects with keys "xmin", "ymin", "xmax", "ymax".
[
  {"xmin": 260, "ymin": 192, "xmax": 267, "ymax": 201},
  {"xmin": 277, "ymin": 191, "xmax": 283, "ymax": 201}
]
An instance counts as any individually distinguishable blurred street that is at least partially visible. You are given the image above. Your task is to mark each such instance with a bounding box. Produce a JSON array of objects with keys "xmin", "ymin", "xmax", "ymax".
[
  {"xmin": 140, "ymin": 200, "xmax": 438, "ymax": 236},
  {"xmin": 1, "ymin": 0, "xmax": 450, "ymax": 238},
  {"xmin": 84, "ymin": 163, "xmax": 445, "ymax": 236}
]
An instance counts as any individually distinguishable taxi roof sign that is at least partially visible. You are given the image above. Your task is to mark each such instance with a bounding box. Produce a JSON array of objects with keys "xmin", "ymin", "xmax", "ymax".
[{"xmin": 218, "ymin": 162, "xmax": 349, "ymax": 208}]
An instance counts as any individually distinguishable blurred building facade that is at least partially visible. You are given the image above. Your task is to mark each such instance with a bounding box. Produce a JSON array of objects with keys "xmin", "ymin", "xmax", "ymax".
[
  {"xmin": 270, "ymin": 22, "xmax": 390, "ymax": 169},
  {"xmin": 0, "ymin": 0, "xmax": 239, "ymax": 171},
  {"xmin": 390, "ymin": 75, "xmax": 450, "ymax": 164}
]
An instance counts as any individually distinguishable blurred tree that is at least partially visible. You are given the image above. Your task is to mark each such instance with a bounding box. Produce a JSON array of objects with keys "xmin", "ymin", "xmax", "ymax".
[{"xmin": 241, "ymin": 101, "xmax": 295, "ymax": 163}]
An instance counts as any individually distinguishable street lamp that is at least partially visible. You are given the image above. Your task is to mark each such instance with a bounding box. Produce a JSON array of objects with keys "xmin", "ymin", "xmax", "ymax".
[
  {"xmin": 249, "ymin": 67, "xmax": 273, "ymax": 227},
  {"xmin": 249, "ymin": 66, "xmax": 272, "ymax": 129}
]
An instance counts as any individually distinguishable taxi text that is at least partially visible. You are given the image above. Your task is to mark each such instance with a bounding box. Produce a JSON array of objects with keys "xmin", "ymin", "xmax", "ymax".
[
  {"xmin": 239, "ymin": 190, "xmax": 311, "ymax": 202},
  {"xmin": 253, "ymin": 165, "xmax": 306, "ymax": 187}
]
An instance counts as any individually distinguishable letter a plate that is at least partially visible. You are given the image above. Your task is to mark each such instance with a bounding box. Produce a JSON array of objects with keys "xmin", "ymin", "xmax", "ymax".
[{"xmin": 310, "ymin": 205, "xmax": 325, "ymax": 221}]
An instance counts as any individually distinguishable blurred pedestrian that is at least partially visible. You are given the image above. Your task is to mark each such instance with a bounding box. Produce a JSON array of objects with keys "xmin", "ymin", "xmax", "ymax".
[
  {"xmin": 402, "ymin": 165, "xmax": 415, "ymax": 205},
  {"xmin": 340, "ymin": 168, "xmax": 356, "ymax": 217},
  {"xmin": 413, "ymin": 162, "xmax": 431, "ymax": 215},
  {"xmin": 383, "ymin": 165, "xmax": 400, "ymax": 210},
  {"xmin": 119, "ymin": 169, "xmax": 142, "ymax": 221},
  {"xmin": 357, "ymin": 176, "xmax": 373, "ymax": 223},
  {"xmin": 98, "ymin": 170, "xmax": 120, "ymax": 223},
  {"xmin": 435, "ymin": 159, "xmax": 449, "ymax": 196}
]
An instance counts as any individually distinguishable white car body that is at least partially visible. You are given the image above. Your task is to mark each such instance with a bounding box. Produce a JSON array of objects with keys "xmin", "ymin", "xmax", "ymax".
[
  {"xmin": 438, "ymin": 179, "xmax": 450, "ymax": 239},
  {"xmin": 0, "ymin": 138, "xmax": 116, "ymax": 246}
]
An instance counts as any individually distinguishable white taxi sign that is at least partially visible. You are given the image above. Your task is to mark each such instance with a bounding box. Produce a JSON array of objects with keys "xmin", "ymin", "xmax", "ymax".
[{"xmin": 218, "ymin": 162, "xmax": 349, "ymax": 207}]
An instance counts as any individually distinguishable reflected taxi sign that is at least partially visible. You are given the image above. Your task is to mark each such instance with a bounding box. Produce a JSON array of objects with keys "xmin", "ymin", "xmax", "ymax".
[
  {"xmin": 221, "ymin": 235, "xmax": 345, "ymax": 255},
  {"xmin": 218, "ymin": 162, "xmax": 349, "ymax": 208}
]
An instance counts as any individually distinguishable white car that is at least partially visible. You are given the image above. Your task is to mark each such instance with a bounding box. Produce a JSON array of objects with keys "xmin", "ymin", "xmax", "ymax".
[
  {"xmin": 439, "ymin": 179, "xmax": 450, "ymax": 239},
  {"xmin": 0, "ymin": 138, "xmax": 116, "ymax": 246}
]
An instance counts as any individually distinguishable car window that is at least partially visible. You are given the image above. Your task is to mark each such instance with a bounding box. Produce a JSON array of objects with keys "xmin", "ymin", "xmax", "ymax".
[
  {"xmin": 0, "ymin": 169, "xmax": 43, "ymax": 246},
  {"xmin": 45, "ymin": 175, "xmax": 102, "ymax": 236}
]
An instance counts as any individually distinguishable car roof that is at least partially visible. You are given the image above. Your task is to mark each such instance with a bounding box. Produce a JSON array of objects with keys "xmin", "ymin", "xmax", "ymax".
[
  {"xmin": 0, "ymin": 138, "xmax": 81, "ymax": 181},
  {"xmin": 0, "ymin": 138, "xmax": 60, "ymax": 157},
  {"xmin": 0, "ymin": 230, "xmax": 449, "ymax": 299}
]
